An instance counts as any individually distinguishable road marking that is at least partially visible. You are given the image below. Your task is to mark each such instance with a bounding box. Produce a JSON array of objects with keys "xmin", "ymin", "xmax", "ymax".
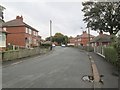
[{"xmin": 11, "ymin": 61, "xmax": 23, "ymax": 66}]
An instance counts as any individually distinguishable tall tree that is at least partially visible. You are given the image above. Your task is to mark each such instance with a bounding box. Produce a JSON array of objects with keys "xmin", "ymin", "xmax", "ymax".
[
  {"xmin": 45, "ymin": 33, "xmax": 69, "ymax": 45},
  {"xmin": 82, "ymin": 1, "xmax": 120, "ymax": 35},
  {"xmin": 53, "ymin": 33, "xmax": 65, "ymax": 45}
]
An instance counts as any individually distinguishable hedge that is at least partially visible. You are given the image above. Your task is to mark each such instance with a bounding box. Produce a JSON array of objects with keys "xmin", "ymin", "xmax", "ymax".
[
  {"xmin": 40, "ymin": 43, "xmax": 51, "ymax": 48},
  {"xmin": 104, "ymin": 46, "xmax": 117, "ymax": 65}
]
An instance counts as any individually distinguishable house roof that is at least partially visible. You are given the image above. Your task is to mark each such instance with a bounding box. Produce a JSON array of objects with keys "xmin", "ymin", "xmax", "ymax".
[
  {"xmin": 76, "ymin": 31, "xmax": 95, "ymax": 38},
  {"xmin": 2, "ymin": 17, "xmax": 39, "ymax": 32},
  {"xmin": 91, "ymin": 34, "xmax": 111, "ymax": 43},
  {"xmin": 79, "ymin": 34, "xmax": 95, "ymax": 38}
]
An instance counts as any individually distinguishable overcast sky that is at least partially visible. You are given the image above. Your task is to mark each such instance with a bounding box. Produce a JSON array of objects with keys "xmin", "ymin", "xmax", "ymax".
[{"xmin": 1, "ymin": 0, "xmax": 98, "ymax": 39}]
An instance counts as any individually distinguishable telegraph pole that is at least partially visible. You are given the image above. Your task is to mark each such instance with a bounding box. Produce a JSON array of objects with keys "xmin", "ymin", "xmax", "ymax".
[
  {"xmin": 50, "ymin": 20, "xmax": 52, "ymax": 50},
  {"xmin": 88, "ymin": 27, "xmax": 90, "ymax": 51}
]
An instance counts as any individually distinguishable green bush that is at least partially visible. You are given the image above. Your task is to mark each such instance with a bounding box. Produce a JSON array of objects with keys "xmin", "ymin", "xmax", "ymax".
[
  {"xmin": 114, "ymin": 35, "xmax": 120, "ymax": 68},
  {"xmin": 68, "ymin": 45, "xmax": 75, "ymax": 47},
  {"xmin": 104, "ymin": 46, "xmax": 117, "ymax": 65},
  {"xmin": 40, "ymin": 43, "xmax": 51, "ymax": 48}
]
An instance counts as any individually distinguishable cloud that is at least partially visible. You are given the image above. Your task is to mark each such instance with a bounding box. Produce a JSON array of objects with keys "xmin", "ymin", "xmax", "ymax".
[{"xmin": 1, "ymin": 1, "xmax": 98, "ymax": 39}]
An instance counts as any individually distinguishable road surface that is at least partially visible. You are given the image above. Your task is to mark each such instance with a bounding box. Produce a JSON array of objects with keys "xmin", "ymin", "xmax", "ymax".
[
  {"xmin": 3, "ymin": 47, "xmax": 118, "ymax": 88},
  {"xmin": 2, "ymin": 47, "xmax": 93, "ymax": 88}
]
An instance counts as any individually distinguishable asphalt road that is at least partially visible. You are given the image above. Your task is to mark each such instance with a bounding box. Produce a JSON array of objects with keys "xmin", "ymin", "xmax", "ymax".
[{"xmin": 2, "ymin": 46, "xmax": 93, "ymax": 88}]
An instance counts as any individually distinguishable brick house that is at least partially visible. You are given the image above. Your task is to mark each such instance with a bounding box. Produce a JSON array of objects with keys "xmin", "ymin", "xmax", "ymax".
[
  {"xmin": 77, "ymin": 31, "xmax": 95, "ymax": 46},
  {"xmin": 3, "ymin": 16, "xmax": 39, "ymax": 48},
  {"xmin": 90, "ymin": 31, "xmax": 111, "ymax": 55},
  {"xmin": 90, "ymin": 31, "xmax": 111, "ymax": 47},
  {"xmin": 68, "ymin": 37, "xmax": 77, "ymax": 46},
  {"xmin": 69, "ymin": 31, "xmax": 95, "ymax": 46}
]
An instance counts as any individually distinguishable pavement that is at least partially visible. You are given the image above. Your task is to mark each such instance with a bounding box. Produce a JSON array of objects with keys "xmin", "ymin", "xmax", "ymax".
[
  {"xmin": 89, "ymin": 52, "xmax": 119, "ymax": 88},
  {"xmin": 2, "ymin": 46, "xmax": 93, "ymax": 88}
]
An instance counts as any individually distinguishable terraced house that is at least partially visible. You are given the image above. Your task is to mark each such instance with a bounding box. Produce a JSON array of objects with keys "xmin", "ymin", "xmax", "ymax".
[{"xmin": 3, "ymin": 16, "xmax": 39, "ymax": 48}]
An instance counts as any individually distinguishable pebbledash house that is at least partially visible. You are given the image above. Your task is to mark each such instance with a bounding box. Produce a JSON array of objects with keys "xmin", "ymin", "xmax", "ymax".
[
  {"xmin": 3, "ymin": 16, "xmax": 39, "ymax": 48},
  {"xmin": 0, "ymin": 5, "xmax": 7, "ymax": 51}
]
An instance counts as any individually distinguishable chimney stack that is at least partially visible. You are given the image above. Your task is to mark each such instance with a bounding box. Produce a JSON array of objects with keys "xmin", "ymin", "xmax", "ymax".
[
  {"xmin": 16, "ymin": 15, "xmax": 23, "ymax": 21},
  {"xmin": 99, "ymin": 31, "xmax": 103, "ymax": 35},
  {"xmin": 83, "ymin": 31, "xmax": 86, "ymax": 34}
]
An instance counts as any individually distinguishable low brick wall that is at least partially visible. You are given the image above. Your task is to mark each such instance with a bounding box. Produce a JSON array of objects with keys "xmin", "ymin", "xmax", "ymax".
[{"xmin": 2, "ymin": 47, "xmax": 50, "ymax": 61}]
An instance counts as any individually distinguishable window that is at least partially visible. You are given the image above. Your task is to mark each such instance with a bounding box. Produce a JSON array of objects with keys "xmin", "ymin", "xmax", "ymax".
[
  {"xmin": 33, "ymin": 39, "xmax": 36, "ymax": 44},
  {"xmin": 78, "ymin": 39, "xmax": 81, "ymax": 41},
  {"xmin": 90, "ymin": 38, "xmax": 93, "ymax": 40},
  {"xmin": 36, "ymin": 32, "xmax": 38, "ymax": 36},
  {"xmin": 26, "ymin": 28, "xmax": 29, "ymax": 33},
  {"xmin": 0, "ymin": 33, "xmax": 6, "ymax": 47},
  {"xmin": 29, "ymin": 29, "xmax": 32, "ymax": 34},
  {"xmin": 33, "ymin": 31, "xmax": 36, "ymax": 36}
]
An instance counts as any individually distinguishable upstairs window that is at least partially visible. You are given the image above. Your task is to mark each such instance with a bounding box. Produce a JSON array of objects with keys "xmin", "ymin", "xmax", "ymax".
[
  {"xmin": 26, "ymin": 28, "xmax": 29, "ymax": 33},
  {"xmin": 29, "ymin": 29, "xmax": 32, "ymax": 34}
]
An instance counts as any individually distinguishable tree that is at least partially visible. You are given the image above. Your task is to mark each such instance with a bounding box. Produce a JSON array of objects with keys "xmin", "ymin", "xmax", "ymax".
[
  {"xmin": 45, "ymin": 33, "xmax": 69, "ymax": 45},
  {"xmin": 63, "ymin": 35, "xmax": 69, "ymax": 45},
  {"xmin": 82, "ymin": 1, "xmax": 120, "ymax": 35},
  {"xmin": 46, "ymin": 37, "xmax": 51, "ymax": 41},
  {"xmin": 53, "ymin": 33, "xmax": 67, "ymax": 45}
]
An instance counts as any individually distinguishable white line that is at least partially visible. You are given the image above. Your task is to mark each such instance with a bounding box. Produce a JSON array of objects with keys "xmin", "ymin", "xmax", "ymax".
[{"xmin": 11, "ymin": 61, "xmax": 23, "ymax": 66}]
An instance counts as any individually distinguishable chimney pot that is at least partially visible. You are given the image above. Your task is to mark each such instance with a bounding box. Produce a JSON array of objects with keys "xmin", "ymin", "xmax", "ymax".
[{"xmin": 83, "ymin": 31, "xmax": 86, "ymax": 33}]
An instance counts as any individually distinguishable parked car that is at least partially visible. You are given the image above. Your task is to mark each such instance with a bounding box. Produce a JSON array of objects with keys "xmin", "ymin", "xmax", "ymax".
[
  {"xmin": 52, "ymin": 44, "xmax": 56, "ymax": 47},
  {"xmin": 61, "ymin": 44, "xmax": 66, "ymax": 47}
]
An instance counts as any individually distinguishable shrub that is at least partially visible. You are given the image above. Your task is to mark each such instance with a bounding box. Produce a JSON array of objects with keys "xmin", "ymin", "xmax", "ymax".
[
  {"xmin": 104, "ymin": 46, "xmax": 117, "ymax": 65},
  {"xmin": 114, "ymin": 35, "xmax": 120, "ymax": 68},
  {"xmin": 40, "ymin": 43, "xmax": 51, "ymax": 48}
]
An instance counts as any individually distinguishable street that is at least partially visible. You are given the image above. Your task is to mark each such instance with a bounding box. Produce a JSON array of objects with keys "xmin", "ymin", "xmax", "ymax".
[
  {"xmin": 2, "ymin": 46, "xmax": 119, "ymax": 88},
  {"xmin": 2, "ymin": 47, "xmax": 93, "ymax": 88}
]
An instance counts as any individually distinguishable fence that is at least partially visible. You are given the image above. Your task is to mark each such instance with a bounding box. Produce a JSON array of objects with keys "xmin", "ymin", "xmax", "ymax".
[
  {"xmin": 78, "ymin": 45, "xmax": 94, "ymax": 52},
  {"xmin": 2, "ymin": 47, "xmax": 50, "ymax": 61},
  {"xmin": 94, "ymin": 46, "xmax": 105, "ymax": 58},
  {"xmin": 94, "ymin": 46, "xmax": 118, "ymax": 66}
]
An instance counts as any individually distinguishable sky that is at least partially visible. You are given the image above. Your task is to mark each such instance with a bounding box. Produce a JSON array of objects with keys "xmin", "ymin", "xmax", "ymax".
[{"xmin": 0, "ymin": 0, "xmax": 99, "ymax": 39}]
